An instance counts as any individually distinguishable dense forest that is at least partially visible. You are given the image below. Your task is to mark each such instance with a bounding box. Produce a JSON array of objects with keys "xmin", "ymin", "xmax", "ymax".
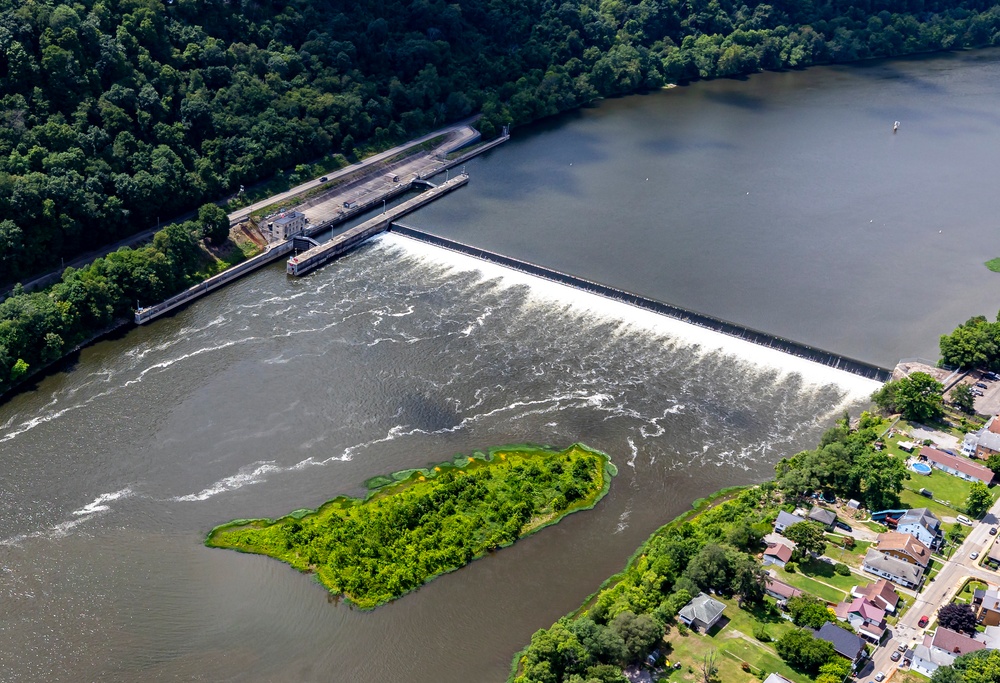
[
  {"xmin": 3, "ymin": 0, "xmax": 1000, "ymax": 392},
  {"xmin": 510, "ymin": 414, "xmax": 894, "ymax": 683},
  {"xmin": 4, "ymin": 0, "xmax": 1000, "ymax": 284},
  {"xmin": 206, "ymin": 444, "xmax": 614, "ymax": 609}
]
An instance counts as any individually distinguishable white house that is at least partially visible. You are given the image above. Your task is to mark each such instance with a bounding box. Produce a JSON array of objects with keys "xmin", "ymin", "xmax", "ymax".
[
  {"xmin": 763, "ymin": 541, "xmax": 794, "ymax": 568},
  {"xmin": 896, "ymin": 508, "xmax": 942, "ymax": 550},
  {"xmin": 774, "ymin": 510, "xmax": 806, "ymax": 534},
  {"xmin": 911, "ymin": 628, "xmax": 985, "ymax": 677},
  {"xmin": 862, "ymin": 549, "xmax": 924, "ymax": 589},
  {"xmin": 920, "ymin": 447, "xmax": 994, "ymax": 484}
]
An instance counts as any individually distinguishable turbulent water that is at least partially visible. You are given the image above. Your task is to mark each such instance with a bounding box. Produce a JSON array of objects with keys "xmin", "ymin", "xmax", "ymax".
[{"xmin": 0, "ymin": 235, "xmax": 876, "ymax": 682}]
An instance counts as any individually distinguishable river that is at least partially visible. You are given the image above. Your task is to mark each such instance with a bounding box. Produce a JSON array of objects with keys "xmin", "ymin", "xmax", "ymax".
[{"xmin": 2, "ymin": 49, "xmax": 998, "ymax": 683}]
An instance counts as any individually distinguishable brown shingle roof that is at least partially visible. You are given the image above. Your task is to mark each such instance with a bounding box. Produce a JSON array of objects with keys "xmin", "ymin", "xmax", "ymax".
[
  {"xmin": 921, "ymin": 447, "xmax": 994, "ymax": 484},
  {"xmin": 855, "ymin": 579, "xmax": 900, "ymax": 611},
  {"xmin": 765, "ymin": 577, "xmax": 803, "ymax": 600},
  {"xmin": 876, "ymin": 531, "xmax": 931, "ymax": 566},
  {"xmin": 932, "ymin": 627, "xmax": 986, "ymax": 655},
  {"xmin": 765, "ymin": 542, "xmax": 794, "ymax": 563}
]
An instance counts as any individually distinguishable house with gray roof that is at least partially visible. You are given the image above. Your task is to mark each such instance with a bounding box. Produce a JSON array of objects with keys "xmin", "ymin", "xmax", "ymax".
[
  {"xmin": 897, "ymin": 508, "xmax": 942, "ymax": 549},
  {"xmin": 808, "ymin": 505, "xmax": 837, "ymax": 529},
  {"xmin": 678, "ymin": 592, "xmax": 726, "ymax": 632},
  {"xmin": 976, "ymin": 430, "xmax": 1000, "ymax": 459},
  {"xmin": 814, "ymin": 622, "xmax": 867, "ymax": 666},
  {"xmin": 862, "ymin": 548, "xmax": 925, "ymax": 589},
  {"xmin": 774, "ymin": 510, "xmax": 806, "ymax": 534}
]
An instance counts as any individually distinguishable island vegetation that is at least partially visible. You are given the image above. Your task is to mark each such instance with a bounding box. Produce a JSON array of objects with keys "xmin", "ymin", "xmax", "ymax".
[
  {"xmin": 5, "ymin": 0, "xmax": 1000, "ymax": 395},
  {"xmin": 206, "ymin": 443, "xmax": 616, "ymax": 610}
]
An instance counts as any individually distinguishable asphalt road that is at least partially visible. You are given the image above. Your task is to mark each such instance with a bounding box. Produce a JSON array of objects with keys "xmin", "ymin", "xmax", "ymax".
[{"xmin": 854, "ymin": 498, "xmax": 1000, "ymax": 682}]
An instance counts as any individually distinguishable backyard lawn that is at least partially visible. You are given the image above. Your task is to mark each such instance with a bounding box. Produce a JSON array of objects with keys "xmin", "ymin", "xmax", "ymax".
[
  {"xmin": 901, "ymin": 467, "xmax": 996, "ymax": 511},
  {"xmin": 658, "ymin": 597, "xmax": 809, "ymax": 683},
  {"xmin": 773, "ymin": 565, "xmax": 849, "ymax": 604}
]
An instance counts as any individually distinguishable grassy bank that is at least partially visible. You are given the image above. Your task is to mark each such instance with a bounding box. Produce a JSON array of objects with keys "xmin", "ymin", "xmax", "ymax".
[{"xmin": 207, "ymin": 443, "xmax": 616, "ymax": 610}]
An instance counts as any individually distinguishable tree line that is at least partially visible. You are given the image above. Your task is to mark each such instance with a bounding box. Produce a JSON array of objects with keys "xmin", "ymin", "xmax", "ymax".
[
  {"xmin": 4, "ymin": 0, "xmax": 1000, "ymax": 285},
  {"xmin": 0, "ymin": 204, "xmax": 231, "ymax": 395}
]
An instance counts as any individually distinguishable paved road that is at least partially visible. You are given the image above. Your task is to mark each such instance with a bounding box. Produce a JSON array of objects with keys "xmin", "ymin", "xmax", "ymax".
[
  {"xmin": 854, "ymin": 499, "xmax": 1000, "ymax": 682},
  {"xmin": 6, "ymin": 117, "xmax": 480, "ymax": 295},
  {"xmin": 228, "ymin": 118, "xmax": 479, "ymax": 224}
]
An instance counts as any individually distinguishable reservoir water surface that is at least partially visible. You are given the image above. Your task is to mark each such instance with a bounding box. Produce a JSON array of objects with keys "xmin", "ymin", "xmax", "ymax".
[{"xmin": 3, "ymin": 49, "xmax": 1000, "ymax": 683}]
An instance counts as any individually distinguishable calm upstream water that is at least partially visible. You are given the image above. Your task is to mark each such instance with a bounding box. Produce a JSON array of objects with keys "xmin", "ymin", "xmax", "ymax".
[{"xmin": 2, "ymin": 49, "xmax": 999, "ymax": 683}]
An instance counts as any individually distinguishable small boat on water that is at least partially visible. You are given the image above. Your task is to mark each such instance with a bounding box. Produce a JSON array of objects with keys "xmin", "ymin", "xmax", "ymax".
[{"xmin": 893, "ymin": 120, "xmax": 900, "ymax": 133}]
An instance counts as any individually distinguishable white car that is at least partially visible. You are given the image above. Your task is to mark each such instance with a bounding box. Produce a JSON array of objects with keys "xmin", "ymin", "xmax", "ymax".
[
  {"xmin": 875, "ymin": 672, "xmax": 886, "ymax": 682},
  {"xmin": 972, "ymin": 551, "xmax": 980, "ymax": 560}
]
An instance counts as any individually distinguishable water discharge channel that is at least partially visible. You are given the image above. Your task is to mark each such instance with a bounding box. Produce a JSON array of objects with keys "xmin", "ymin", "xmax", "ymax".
[{"xmin": 3, "ymin": 49, "xmax": 1000, "ymax": 682}]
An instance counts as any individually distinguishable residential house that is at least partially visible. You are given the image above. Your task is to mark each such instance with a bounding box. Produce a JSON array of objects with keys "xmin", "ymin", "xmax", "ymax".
[
  {"xmin": 678, "ymin": 593, "xmax": 726, "ymax": 632},
  {"xmin": 987, "ymin": 540, "xmax": 1000, "ymax": 570},
  {"xmin": 762, "ymin": 675, "xmax": 795, "ymax": 683},
  {"xmin": 808, "ymin": 505, "xmax": 837, "ymax": 530},
  {"xmin": 911, "ymin": 627, "xmax": 986, "ymax": 677},
  {"xmin": 765, "ymin": 576, "xmax": 803, "ymax": 602},
  {"xmin": 976, "ymin": 430, "xmax": 1000, "ymax": 460},
  {"xmin": 862, "ymin": 548, "xmax": 925, "ymax": 589},
  {"xmin": 973, "ymin": 587, "xmax": 1000, "ymax": 627},
  {"xmin": 834, "ymin": 597, "xmax": 886, "ymax": 643},
  {"xmin": 851, "ymin": 579, "xmax": 900, "ymax": 614},
  {"xmin": 920, "ymin": 447, "xmax": 994, "ymax": 484},
  {"xmin": 265, "ymin": 211, "xmax": 307, "ymax": 241},
  {"xmin": 814, "ymin": 622, "xmax": 867, "ymax": 668},
  {"xmin": 965, "ymin": 415, "xmax": 1000, "ymax": 459},
  {"xmin": 875, "ymin": 532, "xmax": 931, "ymax": 567},
  {"xmin": 774, "ymin": 510, "xmax": 806, "ymax": 534},
  {"xmin": 763, "ymin": 541, "xmax": 794, "ymax": 568},
  {"xmin": 896, "ymin": 507, "xmax": 942, "ymax": 550}
]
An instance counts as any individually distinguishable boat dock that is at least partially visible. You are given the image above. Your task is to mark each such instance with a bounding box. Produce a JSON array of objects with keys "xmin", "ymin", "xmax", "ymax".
[{"xmin": 286, "ymin": 174, "xmax": 468, "ymax": 277}]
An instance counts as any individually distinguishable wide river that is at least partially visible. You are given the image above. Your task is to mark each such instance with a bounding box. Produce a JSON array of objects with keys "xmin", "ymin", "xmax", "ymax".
[{"xmin": 2, "ymin": 50, "xmax": 999, "ymax": 683}]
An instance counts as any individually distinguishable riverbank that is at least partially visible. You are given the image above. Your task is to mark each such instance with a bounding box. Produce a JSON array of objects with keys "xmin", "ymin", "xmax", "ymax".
[{"xmin": 206, "ymin": 443, "xmax": 616, "ymax": 610}]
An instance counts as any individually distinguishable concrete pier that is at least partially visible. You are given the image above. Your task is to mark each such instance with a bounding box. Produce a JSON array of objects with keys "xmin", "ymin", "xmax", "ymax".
[{"xmin": 286, "ymin": 174, "xmax": 469, "ymax": 277}]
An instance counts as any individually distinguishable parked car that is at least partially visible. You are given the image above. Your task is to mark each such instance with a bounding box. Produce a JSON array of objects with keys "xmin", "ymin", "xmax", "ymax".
[
  {"xmin": 319, "ymin": 176, "xmax": 328, "ymax": 182},
  {"xmin": 891, "ymin": 651, "xmax": 902, "ymax": 662},
  {"xmin": 972, "ymin": 551, "xmax": 980, "ymax": 560},
  {"xmin": 985, "ymin": 372, "xmax": 999, "ymax": 380},
  {"xmin": 990, "ymin": 527, "xmax": 997, "ymax": 535},
  {"xmin": 958, "ymin": 515, "xmax": 973, "ymax": 526},
  {"xmin": 942, "ymin": 449, "xmax": 957, "ymax": 455},
  {"xmin": 976, "ymin": 382, "xmax": 989, "ymax": 389},
  {"xmin": 918, "ymin": 615, "xmax": 929, "ymax": 627},
  {"xmin": 835, "ymin": 521, "xmax": 853, "ymax": 532},
  {"xmin": 898, "ymin": 643, "xmax": 908, "ymax": 652},
  {"xmin": 974, "ymin": 389, "xmax": 985, "ymax": 397},
  {"xmin": 875, "ymin": 672, "xmax": 886, "ymax": 682}
]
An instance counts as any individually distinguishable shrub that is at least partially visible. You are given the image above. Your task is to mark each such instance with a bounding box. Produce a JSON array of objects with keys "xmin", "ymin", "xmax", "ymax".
[
  {"xmin": 785, "ymin": 561, "xmax": 798, "ymax": 573},
  {"xmin": 752, "ymin": 624, "xmax": 772, "ymax": 642},
  {"xmin": 834, "ymin": 563, "xmax": 850, "ymax": 576}
]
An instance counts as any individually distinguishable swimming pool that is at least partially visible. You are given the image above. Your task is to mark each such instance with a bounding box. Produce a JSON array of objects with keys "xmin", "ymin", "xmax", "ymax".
[{"xmin": 911, "ymin": 462, "xmax": 932, "ymax": 475}]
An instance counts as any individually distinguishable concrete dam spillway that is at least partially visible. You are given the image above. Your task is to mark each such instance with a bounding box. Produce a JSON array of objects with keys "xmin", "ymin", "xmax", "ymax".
[{"xmin": 389, "ymin": 223, "xmax": 892, "ymax": 382}]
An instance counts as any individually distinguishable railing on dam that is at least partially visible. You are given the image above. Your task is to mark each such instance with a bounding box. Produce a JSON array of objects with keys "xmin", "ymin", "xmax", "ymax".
[{"xmin": 390, "ymin": 223, "xmax": 892, "ymax": 382}]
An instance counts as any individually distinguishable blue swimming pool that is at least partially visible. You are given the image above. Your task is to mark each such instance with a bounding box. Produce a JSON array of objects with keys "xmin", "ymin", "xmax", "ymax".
[{"xmin": 912, "ymin": 462, "xmax": 932, "ymax": 475}]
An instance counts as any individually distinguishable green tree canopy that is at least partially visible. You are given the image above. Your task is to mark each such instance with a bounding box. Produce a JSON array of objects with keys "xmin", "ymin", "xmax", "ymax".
[
  {"xmin": 872, "ymin": 372, "xmax": 945, "ymax": 422},
  {"xmin": 966, "ymin": 481, "xmax": 992, "ymax": 519},
  {"xmin": 783, "ymin": 522, "xmax": 827, "ymax": 557}
]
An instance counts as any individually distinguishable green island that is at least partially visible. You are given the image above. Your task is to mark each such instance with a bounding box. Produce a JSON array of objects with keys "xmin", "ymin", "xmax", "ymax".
[{"xmin": 207, "ymin": 443, "xmax": 616, "ymax": 610}]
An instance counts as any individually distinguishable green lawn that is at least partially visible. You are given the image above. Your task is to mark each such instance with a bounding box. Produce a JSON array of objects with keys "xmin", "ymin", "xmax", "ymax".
[
  {"xmin": 660, "ymin": 598, "xmax": 810, "ymax": 683},
  {"xmin": 898, "ymin": 488, "xmax": 958, "ymax": 519},
  {"xmin": 825, "ymin": 536, "xmax": 873, "ymax": 566},
  {"xmin": 773, "ymin": 566, "xmax": 849, "ymax": 603},
  {"xmin": 902, "ymin": 468, "xmax": 974, "ymax": 510}
]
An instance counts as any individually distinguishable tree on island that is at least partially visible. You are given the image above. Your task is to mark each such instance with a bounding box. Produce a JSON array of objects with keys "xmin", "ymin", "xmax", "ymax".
[
  {"xmin": 938, "ymin": 603, "xmax": 977, "ymax": 635},
  {"xmin": 965, "ymin": 482, "xmax": 992, "ymax": 519},
  {"xmin": 871, "ymin": 372, "xmax": 944, "ymax": 422}
]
